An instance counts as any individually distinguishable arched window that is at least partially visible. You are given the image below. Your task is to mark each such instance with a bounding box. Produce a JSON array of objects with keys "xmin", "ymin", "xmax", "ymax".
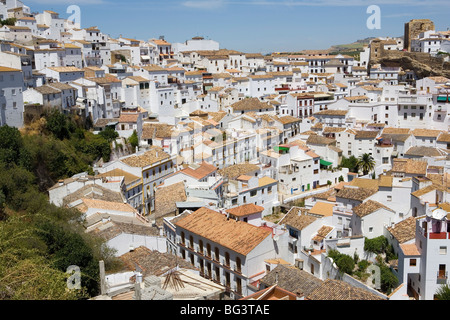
[
  {"xmin": 214, "ymin": 247, "xmax": 219, "ymax": 261},
  {"xmin": 224, "ymin": 252, "xmax": 230, "ymax": 267},
  {"xmin": 236, "ymin": 257, "xmax": 242, "ymax": 273},
  {"xmin": 189, "ymin": 235, "xmax": 194, "ymax": 249}
]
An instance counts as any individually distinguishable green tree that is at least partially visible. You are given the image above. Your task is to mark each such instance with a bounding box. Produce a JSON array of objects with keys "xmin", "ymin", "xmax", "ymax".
[
  {"xmin": 378, "ymin": 264, "xmax": 398, "ymax": 294},
  {"xmin": 129, "ymin": 130, "xmax": 139, "ymax": 150},
  {"xmin": 340, "ymin": 156, "xmax": 358, "ymax": 173},
  {"xmin": 435, "ymin": 284, "xmax": 450, "ymax": 300},
  {"xmin": 99, "ymin": 126, "xmax": 119, "ymax": 143},
  {"xmin": 327, "ymin": 249, "xmax": 355, "ymax": 275},
  {"xmin": 357, "ymin": 153, "xmax": 376, "ymax": 176},
  {"xmin": 45, "ymin": 110, "xmax": 72, "ymax": 140}
]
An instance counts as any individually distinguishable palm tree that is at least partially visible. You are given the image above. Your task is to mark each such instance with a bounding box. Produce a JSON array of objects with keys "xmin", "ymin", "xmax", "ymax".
[
  {"xmin": 357, "ymin": 153, "xmax": 375, "ymax": 176},
  {"xmin": 435, "ymin": 284, "xmax": 450, "ymax": 300}
]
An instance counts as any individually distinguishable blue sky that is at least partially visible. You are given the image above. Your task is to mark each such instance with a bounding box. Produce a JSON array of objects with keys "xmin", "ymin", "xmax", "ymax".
[{"xmin": 26, "ymin": 0, "xmax": 450, "ymax": 54}]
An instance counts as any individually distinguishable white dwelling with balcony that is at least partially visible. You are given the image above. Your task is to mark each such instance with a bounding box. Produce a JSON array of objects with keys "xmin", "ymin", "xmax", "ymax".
[
  {"xmin": 260, "ymin": 143, "xmax": 321, "ymax": 194},
  {"xmin": 393, "ymin": 206, "xmax": 450, "ymax": 300},
  {"xmin": 332, "ymin": 186, "xmax": 378, "ymax": 238},
  {"xmin": 223, "ymin": 174, "xmax": 278, "ymax": 217},
  {"xmin": 163, "ymin": 161, "xmax": 223, "ymax": 198},
  {"xmin": 171, "ymin": 207, "xmax": 277, "ymax": 299},
  {"xmin": 96, "ymin": 146, "xmax": 176, "ymax": 215},
  {"xmin": 369, "ymin": 64, "xmax": 400, "ymax": 85}
]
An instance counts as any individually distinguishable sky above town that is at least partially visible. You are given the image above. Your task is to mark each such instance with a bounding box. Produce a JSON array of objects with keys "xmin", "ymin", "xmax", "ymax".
[{"xmin": 27, "ymin": 0, "xmax": 450, "ymax": 54}]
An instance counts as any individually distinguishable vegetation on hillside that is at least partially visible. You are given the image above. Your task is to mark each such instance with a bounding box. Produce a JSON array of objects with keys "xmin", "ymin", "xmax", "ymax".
[{"xmin": 0, "ymin": 111, "xmax": 121, "ymax": 299}]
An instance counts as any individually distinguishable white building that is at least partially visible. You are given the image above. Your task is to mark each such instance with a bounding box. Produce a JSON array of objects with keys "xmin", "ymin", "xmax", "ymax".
[
  {"xmin": 172, "ymin": 207, "xmax": 277, "ymax": 299},
  {"xmin": 0, "ymin": 66, "xmax": 24, "ymax": 127}
]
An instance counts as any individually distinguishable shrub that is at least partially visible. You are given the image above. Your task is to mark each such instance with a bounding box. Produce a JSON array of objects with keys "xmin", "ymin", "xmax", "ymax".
[{"xmin": 364, "ymin": 236, "xmax": 388, "ymax": 255}]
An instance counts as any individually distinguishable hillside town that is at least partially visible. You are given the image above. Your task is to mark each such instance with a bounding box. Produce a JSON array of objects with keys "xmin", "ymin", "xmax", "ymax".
[{"xmin": 1, "ymin": 0, "xmax": 450, "ymax": 302}]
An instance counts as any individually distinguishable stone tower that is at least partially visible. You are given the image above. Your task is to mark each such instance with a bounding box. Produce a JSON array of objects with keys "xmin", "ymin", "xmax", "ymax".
[{"xmin": 404, "ymin": 19, "xmax": 435, "ymax": 51}]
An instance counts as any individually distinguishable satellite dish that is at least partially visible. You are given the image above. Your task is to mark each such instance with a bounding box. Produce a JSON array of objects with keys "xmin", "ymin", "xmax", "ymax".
[{"xmin": 432, "ymin": 209, "xmax": 447, "ymax": 221}]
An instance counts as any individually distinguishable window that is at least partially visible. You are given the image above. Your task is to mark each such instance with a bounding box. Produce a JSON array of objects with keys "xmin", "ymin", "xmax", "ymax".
[
  {"xmin": 440, "ymin": 246, "xmax": 447, "ymax": 255},
  {"xmin": 410, "ymin": 259, "xmax": 417, "ymax": 267}
]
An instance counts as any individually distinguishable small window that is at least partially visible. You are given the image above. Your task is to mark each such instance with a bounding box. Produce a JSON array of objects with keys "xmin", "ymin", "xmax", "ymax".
[
  {"xmin": 410, "ymin": 259, "xmax": 417, "ymax": 267},
  {"xmin": 440, "ymin": 246, "xmax": 447, "ymax": 255}
]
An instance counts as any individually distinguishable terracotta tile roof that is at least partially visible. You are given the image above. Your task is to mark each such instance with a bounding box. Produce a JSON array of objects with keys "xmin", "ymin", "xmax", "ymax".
[
  {"xmin": 281, "ymin": 209, "xmax": 317, "ymax": 231},
  {"xmin": 323, "ymin": 127, "xmax": 346, "ymax": 133},
  {"xmin": 306, "ymin": 279, "xmax": 386, "ymax": 300},
  {"xmin": 353, "ymin": 200, "xmax": 394, "ymax": 218},
  {"xmin": 382, "ymin": 127, "xmax": 411, "ymax": 135},
  {"xmin": 260, "ymin": 264, "xmax": 323, "ymax": 298},
  {"xmin": 314, "ymin": 110, "xmax": 348, "ymax": 116},
  {"xmin": 391, "ymin": 159, "xmax": 427, "ymax": 175},
  {"xmin": 34, "ymin": 85, "xmax": 61, "ymax": 95},
  {"xmin": 378, "ymin": 175, "xmax": 393, "ymax": 188},
  {"xmin": 411, "ymin": 184, "xmax": 446, "ymax": 198},
  {"xmin": 400, "ymin": 243, "xmax": 420, "ymax": 256},
  {"xmin": 437, "ymin": 132, "xmax": 450, "ymax": 143},
  {"xmin": 350, "ymin": 178, "xmax": 379, "ymax": 190},
  {"xmin": 77, "ymin": 198, "xmax": 135, "ymax": 214},
  {"xmin": 259, "ymin": 176, "xmax": 277, "ymax": 187},
  {"xmin": 180, "ymin": 162, "xmax": 217, "ymax": 180},
  {"xmin": 230, "ymin": 98, "xmax": 274, "ymax": 112},
  {"xmin": 412, "ymin": 128, "xmax": 442, "ymax": 138},
  {"xmin": 141, "ymin": 123, "xmax": 174, "ymax": 139},
  {"xmin": 306, "ymin": 135, "xmax": 335, "ymax": 146},
  {"xmin": 174, "ymin": 207, "xmax": 272, "ymax": 256},
  {"xmin": 386, "ymin": 217, "xmax": 416, "ymax": 244},
  {"xmin": 405, "ymin": 146, "xmax": 446, "ymax": 157},
  {"xmin": 119, "ymin": 246, "xmax": 196, "ymax": 277},
  {"xmin": 97, "ymin": 168, "xmax": 140, "ymax": 185},
  {"xmin": 355, "ymin": 130, "xmax": 379, "ymax": 139},
  {"xmin": 226, "ymin": 203, "xmax": 265, "ymax": 217},
  {"xmin": 343, "ymin": 96, "xmax": 369, "ymax": 102},
  {"xmin": 121, "ymin": 147, "xmax": 170, "ymax": 168},
  {"xmin": 119, "ymin": 113, "xmax": 139, "ymax": 123},
  {"xmin": 278, "ymin": 115, "xmax": 301, "ymax": 125},
  {"xmin": 218, "ymin": 163, "xmax": 259, "ymax": 180},
  {"xmin": 336, "ymin": 187, "xmax": 377, "ymax": 202},
  {"xmin": 309, "ymin": 202, "xmax": 335, "ymax": 217},
  {"xmin": 154, "ymin": 182, "xmax": 186, "ymax": 218},
  {"xmin": 312, "ymin": 225, "xmax": 334, "ymax": 242}
]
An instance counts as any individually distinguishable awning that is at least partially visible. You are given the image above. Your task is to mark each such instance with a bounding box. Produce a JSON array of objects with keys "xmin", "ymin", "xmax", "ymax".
[
  {"xmin": 141, "ymin": 55, "xmax": 150, "ymax": 61},
  {"xmin": 274, "ymin": 146, "xmax": 290, "ymax": 153},
  {"xmin": 320, "ymin": 159, "xmax": 333, "ymax": 166}
]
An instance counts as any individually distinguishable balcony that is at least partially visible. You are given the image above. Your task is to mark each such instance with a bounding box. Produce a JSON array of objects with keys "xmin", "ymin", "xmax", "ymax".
[{"xmin": 437, "ymin": 271, "xmax": 448, "ymax": 285}]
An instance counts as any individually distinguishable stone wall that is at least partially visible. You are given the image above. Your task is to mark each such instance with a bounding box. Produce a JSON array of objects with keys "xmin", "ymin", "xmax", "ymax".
[
  {"xmin": 404, "ymin": 19, "xmax": 435, "ymax": 51},
  {"xmin": 370, "ymin": 48, "xmax": 450, "ymax": 79}
]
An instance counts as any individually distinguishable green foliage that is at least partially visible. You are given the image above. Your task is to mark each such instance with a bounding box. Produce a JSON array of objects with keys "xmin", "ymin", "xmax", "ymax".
[
  {"xmin": 435, "ymin": 284, "xmax": 450, "ymax": 300},
  {"xmin": 358, "ymin": 260, "xmax": 370, "ymax": 272},
  {"xmin": 328, "ymin": 249, "xmax": 355, "ymax": 275},
  {"xmin": 357, "ymin": 153, "xmax": 376, "ymax": 176},
  {"xmin": 98, "ymin": 126, "xmax": 119, "ymax": 143},
  {"xmin": 377, "ymin": 263, "xmax": 398, "ymax": 294},
  {"xmin": 0, "ymin": 111, "xmax": 118, "ymax": 299},
  {"xmin": 364, "ymin": 236, "xmax": 389, "ymax": 255},
  {"xmin": 0, "ymin": 18, "xmax": 17, "ymax": 26},
  {"xmin": 340, "ymin": 156, "xmax": 358, "ymax": 173},
  {"xmin": 129, "ymin": 130, "xmax": 139, "ymax": 150}
]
